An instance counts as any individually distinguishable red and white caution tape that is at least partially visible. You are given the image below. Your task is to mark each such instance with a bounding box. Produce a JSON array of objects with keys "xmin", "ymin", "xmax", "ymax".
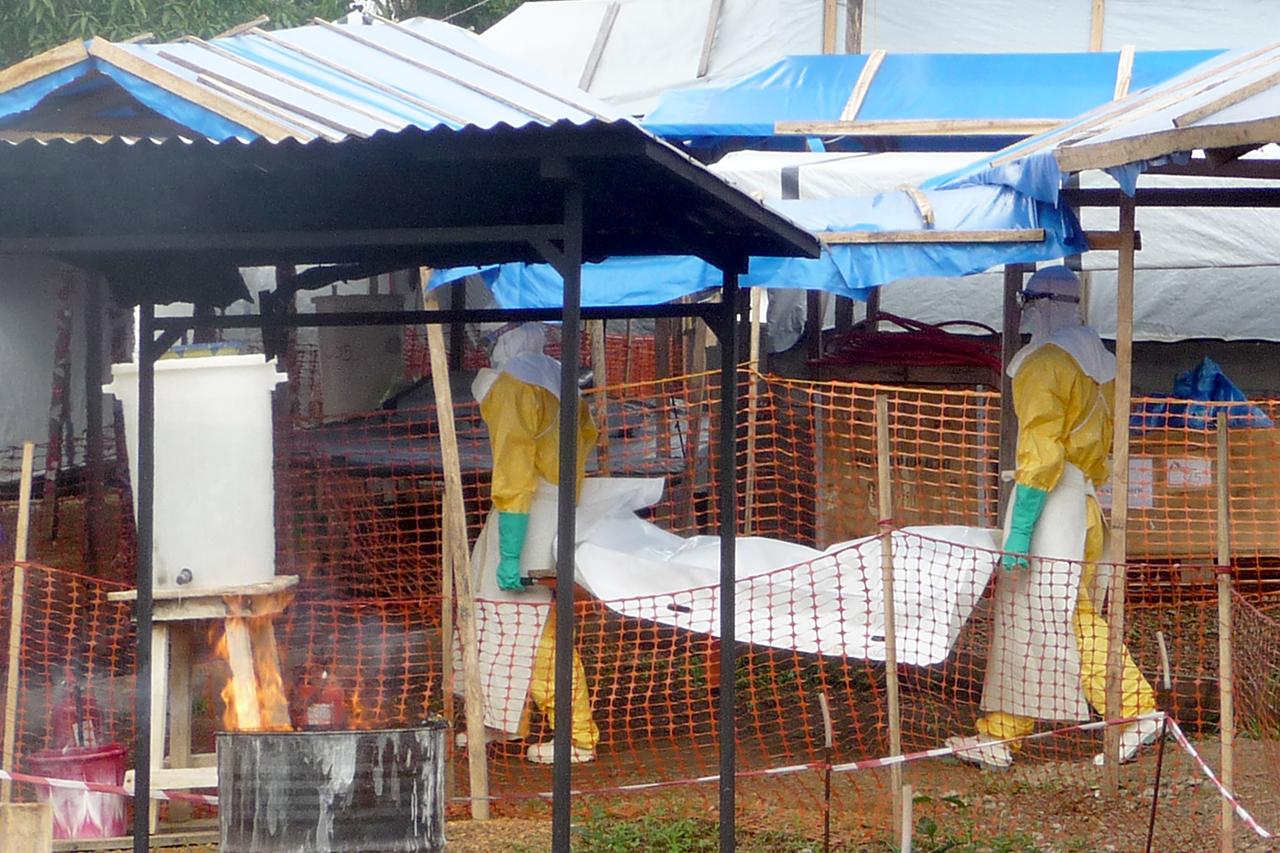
[
  {"xmin": 1165, "ymin": 717, "xmax": 1273, "ymax": 839},
  {"xmin": 0, "ymin": 768, "xmax": 218, "ymax": 806}
]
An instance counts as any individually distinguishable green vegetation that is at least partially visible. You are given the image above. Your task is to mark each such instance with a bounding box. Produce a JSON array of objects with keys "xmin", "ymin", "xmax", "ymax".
[
  {"xmin": 0, "ymin": 0, "xmax": 522, "ymax": 68},
  {"xmin": 568, "ymin": 806, "xmax": 821, "ymax": 853}
]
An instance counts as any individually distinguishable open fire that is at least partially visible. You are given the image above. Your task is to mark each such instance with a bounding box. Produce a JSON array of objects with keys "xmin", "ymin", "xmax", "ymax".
[{"xmin": 209, "ymin": 616, "xmax": 292, "ymax": 732}]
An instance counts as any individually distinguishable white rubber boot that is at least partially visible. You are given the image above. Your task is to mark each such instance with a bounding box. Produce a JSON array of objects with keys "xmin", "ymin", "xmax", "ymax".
[
  {"xmin": 455, "ymin": 727, "xmax": 520, "ymax": 749},
  {"xmin": 1092, "ymin": 717, "xmax": 1163, "ymax": 766},
  {"xmin": 526, "ymin": 741, "xmax": 595, "ymax": 764},
  {"xmin": 945, "ymin": 734, "xmax": 1014, "ymax": 769}
]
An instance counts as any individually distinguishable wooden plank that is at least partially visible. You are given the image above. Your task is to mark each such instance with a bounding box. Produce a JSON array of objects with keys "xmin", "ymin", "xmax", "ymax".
[
  {"xmin": 0, "ymin": 40, "xmax": 88, "ymax": 96},
  {"xmin": 1174, "ymin": 67, "xmax": 1280, "ymax": 128},
  {"xmin": 874, "ymin": 396, "xmax": 903, "ymax": 823},
  {"xmin": 1102, "ymin": 197, "xmax": 1135, "ymax": 794},
  {"xmin": 147, "ymin": 624, "xmax": 169, "ymax": 832},
  {"xmin": 821, "ymin": 228, "xmax": 1045, "ymax": 245},
  {"xmin": 1215, "ymin": 413, "xmax": 1235, "ymax": 853},
  {"xmin": 1, "ymin": 443, "xmax": 35, "ymax": 804},
  {"xmin": 0, "ymin": 803, "xmax": 52, "ymax": 853},
  {"xmin": 998, "ymin": 266, "xmax": 1024, "ymax": 523},
  {"xmin": 776, "ymin": 118, "xmax": 1061, "ymax": 136},
  {"xmin": 1055, "ymin": 116, "xmax": 1280, "ymax": 174},
  {"xmin": 590, "ymin": 320, "xmax": 611, "ymax": 475},
  {"xmin": 897, "ymin": 184, "xmax": 935, "ymax": 227},
  {"xmin": 696, "ymin": 0, "xmax": 724, "ymax": 79},
  {"xmin": 1113, "ymin": 44, "xmax": 1136, "ymax": 100},
  {"xmin": 54, "ymin": 827, "xmax": 218, "ymax": 852},
  {"xmin": 247, "ymin": 620, "xmax": 290, "ymax": 730},
  {"xmin": 581, "ymin": 2, "xmax": 620, "ymax": 88},
  {"xmin": 222, "ymin": 619, "xmax": 262, "ymax": 732},
  {"xmin": 997, "ymin": 43, "xmax": 1280, "ymax": 170},
  {"xmin": 839, "ymin": 49, "xmax": 886, "ymax": 121},
  {"xmin": 107, "ymin": 576, "xmax": 298, "ymax": 602},
  {"xmin": 165, "ymin": 625, "xmax": 193, "ymax": 823},
  {"xmin": 1090, "ymin": 0, "xmax": 1107, "ymax": 51},
  {"xmin": 213, "ymin": 15, "xmax": 269, "ymax": 39},
  {"xmin": 125, "ymin": 766, "xmax": 217, "ymax": 791},
  {"xmin": 845, "ymin": 0, "xmax": 864, "ymax": 54},
  {"xmin": 421, "ymin": 283, "xmax": 489, "ymax": 821},
  {"xmin": 85, "ymin": 38, "xmax": 295, "ymax": 140},
  {"xmin": 822, "ymin": 0, "xmax": 838, "ymax": 54},
  {"xmin": 1085, "ymin": 229, "xmax": 1142, "ymax": 251}
]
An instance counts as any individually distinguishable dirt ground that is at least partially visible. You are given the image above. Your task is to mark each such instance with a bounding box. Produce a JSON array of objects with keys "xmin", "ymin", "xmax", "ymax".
[{"xmin": 441, "ymin": 735, "xmax": 1279, "ymax": 852}]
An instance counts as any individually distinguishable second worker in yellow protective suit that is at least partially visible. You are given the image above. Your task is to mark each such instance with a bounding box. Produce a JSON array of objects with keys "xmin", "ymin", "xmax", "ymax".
[
  {"xmin": 462, "ymin": 322, "xmax": 601, "ymax": 764},
  {"xmin": 946, "ymin": 266, "xmax": 1159, "ymax": 769}
]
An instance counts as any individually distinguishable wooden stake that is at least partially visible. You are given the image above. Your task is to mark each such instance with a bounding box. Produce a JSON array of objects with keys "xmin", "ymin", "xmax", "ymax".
[
  {"xmin": 1089, "ymin": 0, "xmax": 1107, "ymax": 51},
  {"xmin": 1216, "ymin": 411, "xmax": 1234, "ymax": 853},
  {"xmin": 822, "ymin": 0, "xmax": 838, "ymax": 54},
  {"xmin": 875, "ymin": 396, "xmax": 903, "ymax": 821},
  {"xmin": 900, "ymin": 783, "xmax": 914, "ymax": 853},
  {"xmin": 1, "ymin": 442, "xmax": 35, "ymax": 803},
  {"xmin": 1103, "ymin": 197, "xmax": 1136, "ymax": 794},
  {"xmin": 743, "ymin": 288, "xmax": 764, "ymax": 533},
  {"xmin": 589, "ymin": 320, "xmax": 611, "ymax": 475},
  {"xmin": 421, "ymin": 280, "xmax": 490, "ymax": 820}
]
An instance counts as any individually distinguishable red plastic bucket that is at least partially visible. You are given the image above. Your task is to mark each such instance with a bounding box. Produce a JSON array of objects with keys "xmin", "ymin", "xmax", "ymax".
[{"xmin": 26, "ymin": 743, "xmax": 128, "ymax": 839}]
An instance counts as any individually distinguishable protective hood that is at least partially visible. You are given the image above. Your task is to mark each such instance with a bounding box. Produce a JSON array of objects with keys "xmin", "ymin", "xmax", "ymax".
[{"xmin": 1008, "ymin": 324, "xmax": 1116, "ymax": 385}]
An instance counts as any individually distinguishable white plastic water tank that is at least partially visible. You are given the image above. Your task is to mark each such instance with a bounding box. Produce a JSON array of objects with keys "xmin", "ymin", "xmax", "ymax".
[
  {"xmin": 313, "ymin": 293, "xmax": 406, "ymax": 418},
  {"xmin": 104, "ymin": 354, "xmax": 287, "ymax": 591}
]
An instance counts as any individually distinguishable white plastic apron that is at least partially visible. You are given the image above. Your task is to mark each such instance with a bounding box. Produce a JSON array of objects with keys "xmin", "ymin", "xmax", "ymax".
[{"xmin": 980, "ymin": 463, "xmax": 1092, "ymax": 721}]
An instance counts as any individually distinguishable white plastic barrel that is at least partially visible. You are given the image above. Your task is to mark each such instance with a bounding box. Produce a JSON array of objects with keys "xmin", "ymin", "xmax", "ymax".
[
  {"xmin": 313, "ymin": 293, "xmax": 405, "ymax": 418},
  {"xmin": 104, "ymin": 354, "xmax": 287, "ymax": 591}
]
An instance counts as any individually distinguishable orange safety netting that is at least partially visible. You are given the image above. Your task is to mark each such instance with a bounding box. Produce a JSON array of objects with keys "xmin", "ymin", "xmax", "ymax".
[{"xmin": 1, "ymin": 371, "xmax": 1278, "ymax": 845}]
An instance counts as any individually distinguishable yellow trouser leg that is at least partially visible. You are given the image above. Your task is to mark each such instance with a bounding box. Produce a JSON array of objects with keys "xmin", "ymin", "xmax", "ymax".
[
  {"xmin": 1075, "ymin": 500, "xmax": 1157, "ymax": 720},
  {"xmin": 529, "ymin": 608, "xmax": 600, "ymax": 750},
  {"xmin": 976, "ymin": 711, "xmax": 1036, "ymax": 747}
]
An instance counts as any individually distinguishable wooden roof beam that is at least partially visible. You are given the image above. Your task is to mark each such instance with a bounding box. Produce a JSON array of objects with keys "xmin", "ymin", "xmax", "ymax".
[{"xmin": 776, "ymin": 118, "xmax": 1061, "ymax": 136}]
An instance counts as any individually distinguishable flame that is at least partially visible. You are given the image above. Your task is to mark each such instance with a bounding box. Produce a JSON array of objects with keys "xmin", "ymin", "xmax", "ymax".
[
  {"xmin": 209, "ymin": 617, "xmax": 293, "ymax": 732},
  {"xmin": 348, "ymin": 684, "xmax": 370, "ymax": 731}
]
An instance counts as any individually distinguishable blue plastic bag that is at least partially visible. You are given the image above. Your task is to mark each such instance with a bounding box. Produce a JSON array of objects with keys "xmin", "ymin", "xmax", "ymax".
[{"xmin": 1132, "ymin": 357, "xmax": 1272, "ymax": 430}]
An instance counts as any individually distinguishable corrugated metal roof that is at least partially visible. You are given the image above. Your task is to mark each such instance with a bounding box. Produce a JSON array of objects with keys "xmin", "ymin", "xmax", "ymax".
[{"xmin": 0, "ymin": 13, "xmax": 623, "ymax": 143}]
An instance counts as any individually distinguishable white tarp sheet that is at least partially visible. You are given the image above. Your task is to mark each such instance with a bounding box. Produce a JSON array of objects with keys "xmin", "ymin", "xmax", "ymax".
[
  {"xmin": 710, "ymin": 149, "xmax": 1280, "ymax": 343},
  {"xmin": 481, "ymin": 0, "xmax": 823, "ymax": 115},
  {"xmin": 569, "ymin": 479, "xmax": 1000, "ymax": 666}
]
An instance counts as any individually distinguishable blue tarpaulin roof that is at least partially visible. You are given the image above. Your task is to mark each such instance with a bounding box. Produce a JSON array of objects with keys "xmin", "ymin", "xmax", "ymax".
[
  {"xmin": 433, "ymin": 183, "xmax": 1085, "ymax": 307},
  {"xmin": 642, "ymin": 50, "xmax": 1222, "ymax": 147}
]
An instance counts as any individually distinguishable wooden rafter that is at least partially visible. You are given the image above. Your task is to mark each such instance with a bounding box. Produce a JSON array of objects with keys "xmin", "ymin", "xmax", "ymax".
[
  {"xmin": 839, "ymin": 49, "xmax": 886, "ymax": 121},
  {"xmin": 777, "ymin": 118, "xmax": 1061, "ymax": 136},
  {"xmin": 0, "ymin": 40, "xmax": 89, "ymax": 96},
  {"xmin": 1113, "ymin": 44, "xmax": 1135, "ymax": 100}
]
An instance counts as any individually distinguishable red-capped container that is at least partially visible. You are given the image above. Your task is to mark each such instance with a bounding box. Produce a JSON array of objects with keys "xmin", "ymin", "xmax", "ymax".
[{"xmin": 26, "ymin": 743, "xmax": 128, "ymax": 839}]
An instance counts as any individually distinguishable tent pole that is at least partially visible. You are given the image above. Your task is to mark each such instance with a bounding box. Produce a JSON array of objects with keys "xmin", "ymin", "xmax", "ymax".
[
  {"xmin": 1215, "ymin": 412, "xmax": 1235, "ymax": 853},
  {"xmin": 551, "ymin": 179, "xmax": 584, "ymax": 853},
  {"xmin": 132, "ymin": 303, "xmax": 156, "ymax": 853},
  {"xmin": 1103, "ymin": 196, "xmax": 1136, "ymax": 796},
  {"xmin": 717, "ymin": 269, "xmax": 741, "ymax": 853}
]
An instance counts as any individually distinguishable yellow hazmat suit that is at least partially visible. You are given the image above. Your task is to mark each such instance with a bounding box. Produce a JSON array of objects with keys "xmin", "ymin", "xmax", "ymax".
[
  {"xmin": 977, "ymin": 343, "xmax": 1156, "ymax": 745},
  {"xmin": 476, "ymin": 339, "xmax": 600, "ymax": 754}
]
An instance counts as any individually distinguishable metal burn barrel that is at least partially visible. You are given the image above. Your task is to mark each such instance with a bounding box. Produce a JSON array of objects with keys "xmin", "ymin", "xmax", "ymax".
[{"xmin": 217, "ymin": 724, "xmax": 447, "ymax": 853}]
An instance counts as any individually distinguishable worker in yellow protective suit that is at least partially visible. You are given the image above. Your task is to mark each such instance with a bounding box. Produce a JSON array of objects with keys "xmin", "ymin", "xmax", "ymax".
[
  {"xmin": 465, "ymin": 322, "xmax": 601, "ymax": 764},
  {"xmin": 946, "ymin": 266, "xmax": 1159, "ymax": 769}
]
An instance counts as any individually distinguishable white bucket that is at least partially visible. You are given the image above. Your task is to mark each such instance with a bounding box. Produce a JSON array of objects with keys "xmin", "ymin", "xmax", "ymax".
[
  {"xmin": 313, "ymin": 293, "xmax": 405, "ymax": 418},
  {"xmin": 104, "ymin": 354, "xmax": 287, "ymax": 591}
]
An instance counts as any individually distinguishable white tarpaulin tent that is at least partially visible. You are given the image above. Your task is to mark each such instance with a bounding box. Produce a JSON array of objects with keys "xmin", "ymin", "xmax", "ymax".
[
  {"xmin": 709, "ymin": 148, "xmax": 1280, "ymax": 343},
  {"xmin": 480, "ymin": 0, "xmax": 826, "ymax": 115}
]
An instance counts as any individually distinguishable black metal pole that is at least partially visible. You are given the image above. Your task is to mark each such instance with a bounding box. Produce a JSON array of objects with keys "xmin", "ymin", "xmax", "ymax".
[
  {"xmin": 1144, "ymin": 715, "xmax": 1170, "ymax": 853},
  {"xmin": 132, "ymin": 303, "xmax": 156, "ymax": 853},
  {"xmin": 717, "ymin": 270, "xmax": 741, "ymax": 853},
  {"xmin": 551, "ymin": 180, "xmax": 584, "ymax": 853}
]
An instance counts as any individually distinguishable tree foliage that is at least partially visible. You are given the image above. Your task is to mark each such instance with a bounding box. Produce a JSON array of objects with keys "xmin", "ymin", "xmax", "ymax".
[{"xmin": 0, "ymin": 0, "xmax": 523, "ymax": 68}]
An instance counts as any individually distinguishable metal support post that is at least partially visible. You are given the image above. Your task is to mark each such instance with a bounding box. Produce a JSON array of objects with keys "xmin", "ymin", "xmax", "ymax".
[
  {"xmin": 551, "ymin": 180, "xmax": 584, "ymax": 853},
  {"xmin": 132, "ymin": 303, "xmax": 156, "ymax": 853},
  {"xmin": 717, "ymin": 270, "xmax": 741, "ymax": 853}
]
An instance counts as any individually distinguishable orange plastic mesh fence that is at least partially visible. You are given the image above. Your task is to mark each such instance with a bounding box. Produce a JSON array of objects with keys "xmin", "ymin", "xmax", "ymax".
[
  {"xmin": 2, "ymin": 372, "xmax": 1279, "ymax": 845},
  {"xmin": 1232, "ymin": 590, "xmax": 1280, "ymax": 816}
]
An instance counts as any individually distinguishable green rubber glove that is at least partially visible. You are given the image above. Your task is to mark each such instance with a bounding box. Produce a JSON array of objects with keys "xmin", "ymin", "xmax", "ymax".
[
  {"xmin": 1001, "ymin": 483, "xmax": 1049, "ymax": 571},
  {"xmin": 497, "ymin": 511, "xmax": 530, "ymax": 591}
]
